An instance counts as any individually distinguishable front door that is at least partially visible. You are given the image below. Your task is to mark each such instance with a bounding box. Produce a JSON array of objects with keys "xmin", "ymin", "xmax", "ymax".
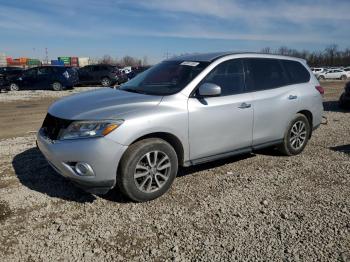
[
  {"xmin": 78, "ymin": 66, "xmax": 92, "ymax": 83},
  {"xmin": 21, "ymin": 68, "xmax": 38, "ymax": 89},
  {"xmin": 188, "ymin": 59, "xmax": 253, "ymax": 160}
]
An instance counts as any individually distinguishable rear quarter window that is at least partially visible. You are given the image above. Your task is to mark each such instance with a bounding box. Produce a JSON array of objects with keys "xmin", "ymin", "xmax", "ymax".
[{"xmin": 282, "ymin": 60, "xmax": 310, "ymax": 84}]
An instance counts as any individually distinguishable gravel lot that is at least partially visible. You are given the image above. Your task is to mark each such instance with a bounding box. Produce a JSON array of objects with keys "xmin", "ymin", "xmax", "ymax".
[{"xmin": 0, "ymin": 82, "xmax": 349, "ymax": 261}]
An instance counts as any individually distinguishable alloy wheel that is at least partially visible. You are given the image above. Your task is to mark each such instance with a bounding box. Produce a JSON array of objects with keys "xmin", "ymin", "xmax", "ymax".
[
  {"xmin": 52, "ymin": 82, "xmax": 62, "ymax": 91},
  {"xmin": 289, "ymin": 120, "xmax": 307, "ymax": 150},
  {"xmin": 101, "ymin": 78, "xmax": 111, "ymax": 87},
  {"xmin": 9, "ymin": 83, "xmax": 19, "ymax": 91},
  {"xmin": 134, "ymin": 150, "xmax": 171, "ymax": 193}
]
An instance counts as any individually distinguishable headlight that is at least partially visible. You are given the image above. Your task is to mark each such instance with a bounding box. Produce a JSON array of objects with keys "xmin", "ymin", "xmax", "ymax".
[{"xmin": 59, "ymin": 120, "xmax": 123, "ymax": 140}]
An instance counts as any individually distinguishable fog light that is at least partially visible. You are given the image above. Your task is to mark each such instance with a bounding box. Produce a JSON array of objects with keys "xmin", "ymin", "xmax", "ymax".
[{"xmin": 74, "ymin": 162, "xmax": 94, "ymax": 176}]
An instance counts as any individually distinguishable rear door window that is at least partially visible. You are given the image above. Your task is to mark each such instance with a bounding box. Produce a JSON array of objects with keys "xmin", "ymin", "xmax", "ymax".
[
  {"xmin": 282, "ymin": 60, "xmax": 310, "ymax": 84},
  {"xmin": 200, "ymin": 59, "xmax": 245, "ymax": 96},
  {"xmin": 244, "ymin": 58, "xmax": 288, "ymax": 92},
  {"xmin": 37, "ymin": 67, "xmax": 51, "ymax": 75}
]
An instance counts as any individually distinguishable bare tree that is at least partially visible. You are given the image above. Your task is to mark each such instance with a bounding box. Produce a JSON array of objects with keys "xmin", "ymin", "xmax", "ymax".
[
  {"xmin": 120, "ymin": 56, "xmax": 135, "ymax": 67},
  {"xmin": 324, "ymin": 44, "xmax": 338, "ymax": 66},
  {"xmin": 260, "ymin": 45, "xmax": 350, "ymax": 67},
  {"xmin": 142, "ymin": 56, "xmax": 149, "ymax": 66},
  {"xmin": 99, "ymin": 55, "xmax": 115, "ymax": 65},
  {"xmin": 260, "ymin": 47, "xmax": 271, "ymax": 54}
]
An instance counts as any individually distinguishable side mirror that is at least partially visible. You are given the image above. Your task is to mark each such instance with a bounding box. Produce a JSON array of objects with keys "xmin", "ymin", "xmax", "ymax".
[{"xmin": 198, "ymin": 83, "xmax": 221, "ymax": 97}]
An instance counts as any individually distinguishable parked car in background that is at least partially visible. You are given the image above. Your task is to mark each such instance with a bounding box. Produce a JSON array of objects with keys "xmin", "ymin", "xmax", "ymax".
[
  {"xmin": 78, "ymin": 64, "xmax": 126, "ymax": 87},
  {"xmin": 339, "ymin": 81, "xmax": 350, "ymax": 109},
  {"xmin": 120, "ymin": 66, "xmax": 132, "ymax": 74},
  {"xmin": 318, "ymin": 69, "xmax": 348, "ymax": 80},
  {"xmin": 311, "ymin": 67, "xmax": 325, "ymax": 77},
  {"xmin": 0, "ymin": 67, "xmax": 24, "ymax": 89},
  {"xmin": 115, "ymin": 69, "xmax": 129, "ymax": 84},
  {"xmin": 8, "ymin": 66, "xmax": 79, "ymax": 91},
  {"xmin": 37, "ymin": 52, "xmax": 323, "ymax": 202},
  {"xmin": 126, "ymin": 66, "xmax": 151, "ymax": 80}
]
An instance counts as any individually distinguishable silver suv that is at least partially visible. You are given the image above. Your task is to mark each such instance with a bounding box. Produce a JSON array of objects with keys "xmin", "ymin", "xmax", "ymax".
[{"xmin": 37, "ymin": 52, "xmax": 324, "ymax": 202}]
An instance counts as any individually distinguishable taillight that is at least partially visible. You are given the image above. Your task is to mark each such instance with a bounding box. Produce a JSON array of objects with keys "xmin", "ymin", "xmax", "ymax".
[{"xmin": 315, "ymin": 85, "xmax": 324, "ymax": 96}]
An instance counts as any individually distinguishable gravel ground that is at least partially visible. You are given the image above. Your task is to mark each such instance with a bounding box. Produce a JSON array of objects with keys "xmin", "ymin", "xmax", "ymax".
[{"xmin": 0, "ymin": 82, "xmax": 349, "ymax": 261}]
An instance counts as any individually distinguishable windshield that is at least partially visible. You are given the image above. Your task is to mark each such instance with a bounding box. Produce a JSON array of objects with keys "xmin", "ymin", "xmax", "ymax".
[{"xmin": 120, "ymin": 60, "xmax": 209, "ymax": 95}]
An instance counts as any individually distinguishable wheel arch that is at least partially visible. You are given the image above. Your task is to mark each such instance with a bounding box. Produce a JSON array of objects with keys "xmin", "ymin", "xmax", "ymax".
[
  {"xmin": 130, "ymin": 132, "xmax": 185, "ymax": 166},
  {"xmin": 297, "ymin": 110, "xmax": 313, "ymax": 137}
]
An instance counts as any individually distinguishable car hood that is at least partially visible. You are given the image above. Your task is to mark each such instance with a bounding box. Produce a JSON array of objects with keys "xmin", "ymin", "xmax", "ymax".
[{"xmin": 48, "ymin": 88, "xmax": 163, "ymax": 120}]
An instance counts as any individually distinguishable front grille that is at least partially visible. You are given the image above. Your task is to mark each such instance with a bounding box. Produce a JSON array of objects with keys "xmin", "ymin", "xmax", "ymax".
[{"xmin": 41, "ymin": 113, "xmax": 73, "ymax": 140}]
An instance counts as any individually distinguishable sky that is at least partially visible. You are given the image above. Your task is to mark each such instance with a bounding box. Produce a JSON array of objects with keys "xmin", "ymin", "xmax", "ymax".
[{"xmin": 0, "ymin": 0, "xmax": 349, "ymax": 64}]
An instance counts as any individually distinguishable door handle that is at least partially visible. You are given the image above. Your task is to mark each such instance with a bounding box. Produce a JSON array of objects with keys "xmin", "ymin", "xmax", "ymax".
[
  {"xmin": 238, "ymin": 102, "xmax": 251, "ymax": 109},
  {"xmin": 288, "ymin": 95, "xmax": 298, "ymax": 100}
]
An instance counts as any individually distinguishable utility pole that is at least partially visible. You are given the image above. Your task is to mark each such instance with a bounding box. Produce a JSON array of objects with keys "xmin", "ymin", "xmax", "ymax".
[
  {"xmin": 45, "ymin": 48, "xmax": 49, "ymax": 64},
  {"xmin": 164, "ymin": 50, "xmax": 170, "ymax": 59}
]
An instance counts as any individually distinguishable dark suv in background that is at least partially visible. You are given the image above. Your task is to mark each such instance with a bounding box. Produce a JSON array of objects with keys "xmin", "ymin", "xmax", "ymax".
[
  {"xmin": 78, "ymin": 64, "xmax": 128, "ymax": 87},
  {"xmin": 9, "ymin": 66, "xmax": 79, "ymax": 91}
]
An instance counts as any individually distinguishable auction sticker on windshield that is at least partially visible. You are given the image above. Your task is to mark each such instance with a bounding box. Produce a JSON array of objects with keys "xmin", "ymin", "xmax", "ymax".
[{"xmin": 180, "ymin": 61, "xmax": 200, "ymax": 67}]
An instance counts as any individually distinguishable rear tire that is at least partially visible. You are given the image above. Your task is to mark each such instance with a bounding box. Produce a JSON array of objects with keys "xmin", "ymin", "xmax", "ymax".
[
  {"xmin": 101, "ymin": 77, "xmax": 111, "ymax": 87},
  {"xmin": 9, "ymin": 83, "xmax": 19, "ymax": 91},
  {"xmin": 318, "ymin": 75, "xmax": 325, "ymax": 80},
  {"xmin": 52, "ymin": 82, "xmax": 63, "ymax": 91},
  {"xmin": 341, "ymin": 75, "xmax": 347, "ymax": 81},
  {"xmin": 117, "ymin": 138, "xmax": 178, "ymax": 202},
  {"xmin": 278, "ymin": 114, "xmax": 311, "ymax": 156}
]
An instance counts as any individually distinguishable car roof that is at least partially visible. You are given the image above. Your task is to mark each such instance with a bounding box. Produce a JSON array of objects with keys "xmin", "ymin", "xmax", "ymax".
[
  {"xmin": 167, "ymin": 51, "xmax": 306, "ymax": 63},
  {"xmin": 89, "ymin": 64, "xmax": 114, "ymax": 67}
]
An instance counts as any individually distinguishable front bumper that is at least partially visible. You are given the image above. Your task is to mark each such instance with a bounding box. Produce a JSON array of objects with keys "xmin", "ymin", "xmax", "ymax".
[{"xmin": 36, "ymin": 130, "xmax": 128, "ymax": 194}]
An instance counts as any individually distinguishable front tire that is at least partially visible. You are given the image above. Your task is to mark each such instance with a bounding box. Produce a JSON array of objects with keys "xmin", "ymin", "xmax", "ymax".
[
  {"xmin": 9, "ymin": 83, "xmax": 19, "ymax": 91},
  {"xmin": 52, "ymin": 82, "xmax": 63, "ymax": 91},
  {"xmin": 117, "ymin": 138, "xmax": 178, "ymax": 202},
  {"xmin": 341, "ymin": 75, "xmax": 347, "ymax": 81},
  {"xmin": 318, "ymin": 75, "xmax": 325, "ymax": 80},
  {"xmin": 278, "ymin": 114, "xmax": 311, "ymax": 156},
  {"xmin": 101, "ymin": 77, "xmax": 111, "ymax": 87}
]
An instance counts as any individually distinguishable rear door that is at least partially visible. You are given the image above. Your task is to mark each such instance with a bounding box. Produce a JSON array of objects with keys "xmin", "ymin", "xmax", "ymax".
[
  {"xmin": 244, "ymin": 58, "xmax": 303, "ymax": 146},
  {"xmin": 333, "ymin": 70, "xmax": 343, "ymax": 78},
  {"xmin": 36, "ymin": 67, "xmax": 52, "ymax": 89},
  {"xmin": 188, "ymin": 59, "xmax": 254, "ymax": 160}
]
